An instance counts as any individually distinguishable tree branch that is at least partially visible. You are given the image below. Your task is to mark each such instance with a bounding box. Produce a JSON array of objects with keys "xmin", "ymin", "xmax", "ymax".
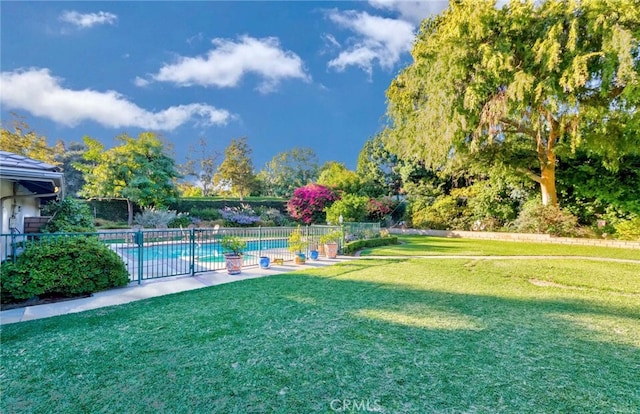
[
  {"xmin": 499, "ymin": 118, "xmax": 537, "ymax": 138},
  {"xmin": 518, "ymin": 168, "xmax": 542, "ymax": 183}
]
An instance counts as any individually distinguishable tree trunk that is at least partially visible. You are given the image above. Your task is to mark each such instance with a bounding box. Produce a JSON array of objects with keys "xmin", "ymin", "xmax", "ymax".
[
  {"xmin": 127, "ymin": 199, "xmax": 134, "ymax": 226},
  {"xmin": 537, "ymin": 113, "xmax": 558, "ymax": 207},
  {"xmin": 540, "ymin": 161, "xmax": 557, "ymax": 206}
]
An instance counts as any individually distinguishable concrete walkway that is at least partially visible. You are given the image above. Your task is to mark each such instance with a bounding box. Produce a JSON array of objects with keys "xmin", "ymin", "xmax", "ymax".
[{"xmin": 0, "ymin": 258, "xmax": 352, "ymax": 325}]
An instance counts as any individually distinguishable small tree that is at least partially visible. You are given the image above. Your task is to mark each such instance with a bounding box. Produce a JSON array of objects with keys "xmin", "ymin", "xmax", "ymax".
[
  {"xmin": 79, "ymin": 132, "xmax": 180, "ymax": 225},
  {"xmin": 182, "ymin": 137, "xmax": 219, "ymax": 197},
  {"xmin": 213, "ymin": 137, "xmax": 257, "ymax": 200},
  {"xmin": 54, "ymin": 141, "xmax": 88, "ymax": 197},
  {"xmin": 317, "ymin": 161, "xmax": 362, "ymax": 195},
  {"xmin": 287, "ymin": 184, "xmax": 338, "ymax": 224},
  {"xmin": 259, "ymin": 147, "xmax": 319, "ymax": 197},
  {"xmin": 0, "ymin": 115, "xmax": 63, "ymax": 165},
  {"xmin": 357, "ymin": 133, "xmax": 402, "ymax": 197}
]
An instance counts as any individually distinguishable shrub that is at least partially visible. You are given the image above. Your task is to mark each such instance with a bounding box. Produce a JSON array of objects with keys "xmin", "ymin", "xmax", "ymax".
[
  {"xmin": 1, "ymin": 236, "xmax": 129, "ymax": 304},
  {"xmin": 467, "ymin": 175, "xmax": 531, "ymax": 229},
  {"xmin": 287, "ymin": 184, "xmax": 338, "ymax": 224},
  {"xmin": 325, "ymin": 194, "xmax": 369, "ymax": 224},
  {"xmin": 168, "ymin": 213, "xmax": 191, "ymax": 228},
  {"xmin": 319, "ymin": 230, "xmax": 343, "ymax": 245},
  {"xmin": 134, "ymin": 208, "xmax": 178, "ymax": 228},
  {"xmin": 366, "ymin": 198, "xmax": 395, "ymax": 222},
  {"xmin": 409, "ymin": 193, "xmax": 471, "ymax": 230},
  {"xmin": 342, "ymin": 237, "xmax": 399, "ymax": 255},
  {"xmin": 406, "ymin": 197, "xmax": 434, "ymax": 229},
  {"xmin": 40, "ymin": 198, "xmax": 96, "ymax": 233},
  {"xmin": 190, "ymin": 208, "xmax": 222, "ymax": 221},
  {"xmin": 614, "ymin": 217, "xmax": 640, "ymax": 241},
  {"xmin": 218, "ymin": 204, "xmax": 261, "ymax": 226},
  {"xmin": 258, "ymin": 207, "xmax": 290, "ymax": 226},
  {"xmin": 170, "ymin": 198, "xmax": 288, "ymax": 216},
  {"xmin": 94, "ymin": 219, "xmax": 130, "ymax": 229},
  {"xmin": 424, "ymin": 195, "xmax": 462, "ymax": 230},
  {"xmin": 514, "ymin": 198, "xmax": 580, "ymax": 237},
  {"xmin": 220, "ymin": 235, "xmax": 247, "ymax": 255},
  {"xmin": 287, "ymin": 226, "xmax": 308, "ymax": 253}
]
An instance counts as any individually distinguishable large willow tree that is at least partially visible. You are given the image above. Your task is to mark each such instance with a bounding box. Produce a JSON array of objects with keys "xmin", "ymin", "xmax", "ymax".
[{"xmin": 385, "ymin": 0, "xmax": 640, "ymax": 206}]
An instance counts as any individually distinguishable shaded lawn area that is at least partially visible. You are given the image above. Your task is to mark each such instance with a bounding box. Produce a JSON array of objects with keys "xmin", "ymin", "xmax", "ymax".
[
  {"xmin": 362, "ymin": 235, "xmax": 640, "ymax": 260},
  {"xmin": 1, "ymin": 258, "xmax": 639, "ymax": 413}
]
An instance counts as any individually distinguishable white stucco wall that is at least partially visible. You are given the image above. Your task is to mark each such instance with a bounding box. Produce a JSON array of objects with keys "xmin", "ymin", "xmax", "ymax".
[
  {"xmin": 1, "ymin": 179, "xmax": 42, "ymax": 260},
  {"xmin": 1, "ymin": 179, "xmax": 14, "ymax": 235},
  {"xmin": 1, "ymin": 180, "xmax": 42, "ymax": 234}
]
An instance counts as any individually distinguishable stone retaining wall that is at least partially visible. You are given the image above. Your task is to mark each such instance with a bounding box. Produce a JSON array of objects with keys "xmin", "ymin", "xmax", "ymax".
[{"xmin": 389, "ymin": 228, "xmax": 640, "ymax": 250}]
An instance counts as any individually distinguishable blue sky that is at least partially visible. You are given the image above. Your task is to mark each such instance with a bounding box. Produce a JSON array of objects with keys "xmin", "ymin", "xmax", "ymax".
[{"xmin": 1, "ymin": 1, "xmax": 449, "ymax": 171}]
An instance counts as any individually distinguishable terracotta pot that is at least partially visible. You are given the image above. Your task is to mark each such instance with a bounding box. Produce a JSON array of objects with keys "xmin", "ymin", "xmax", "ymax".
[
  {"xmin": 224, "ymin": 254, "xmax": 243, "ymax": 275},
  {"xmin": 325, "ymin": 242, "xmax": 338, "ymax": 259},
  {"xmin": 318, "ymin": 244, "xmax": 326, "ymax": 257}
]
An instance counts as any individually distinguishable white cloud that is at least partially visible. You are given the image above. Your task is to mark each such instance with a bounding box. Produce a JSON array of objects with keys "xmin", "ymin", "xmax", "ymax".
[
  {"xmin": 59, "ymin": 10, "xmax": 118, "ymax": 28},
  {"xmin": 145, "ymin": 35, "xmax": 310, "ymax": 93},
  {"xmin": 0, "ymin": 68, "xmax": 232, "ymax": 130},
  {"xmin": 324, "ymin": 34, "xmax": 341, "ymax": 49},
  {"xmin": 368, "ymin": 0, "xmax": 447, "ymax": 25},
  {"xmin": 133, "ymin": 76, "xmax": 150, "ymax": 87},
  {"xmin": 327, "ymin": 10, "xmax": 415, "ymax": 74}
]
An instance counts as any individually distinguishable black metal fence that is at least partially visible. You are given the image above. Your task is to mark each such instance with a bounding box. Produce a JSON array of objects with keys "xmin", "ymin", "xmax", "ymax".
[{"xmin": 1, "ymin": 225, "xmax": 353, "ymax": 283}]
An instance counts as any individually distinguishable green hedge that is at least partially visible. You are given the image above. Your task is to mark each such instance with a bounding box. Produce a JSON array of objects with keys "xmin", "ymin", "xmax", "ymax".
[
  {"xmin": 81, "ymin": 198, "xmax": 289, "ymax": 222},
  {"xmin": 80, "ymin": 199, "xmax": 142, "ymax": 222},
  {"xmin": 1, "ymin": 236, "xmax": 130, "ymax": 304},
  {"xmin": 343, "ymin": 237, "xmax": 399, "ymax": 255},
  {"xmin": 169, "ymin": 198, "xmax": 288, "ymax": 215}
]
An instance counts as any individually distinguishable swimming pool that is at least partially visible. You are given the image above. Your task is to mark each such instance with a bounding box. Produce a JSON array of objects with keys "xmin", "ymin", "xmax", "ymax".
[{"xmin": 119, "ymin": 238, "xmax": 289, "ymax": 262}]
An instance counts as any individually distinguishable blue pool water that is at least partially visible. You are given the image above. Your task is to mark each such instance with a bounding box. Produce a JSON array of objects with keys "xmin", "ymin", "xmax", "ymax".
[{"xmin": 120, "ymin": 238, "xmax": 288, "ymax": 261}]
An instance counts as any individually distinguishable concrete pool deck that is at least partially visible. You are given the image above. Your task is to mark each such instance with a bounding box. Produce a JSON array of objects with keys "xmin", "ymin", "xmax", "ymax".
[{"xmin": 0, "ymin": 257, "xmax": 353, "ymax": 325}]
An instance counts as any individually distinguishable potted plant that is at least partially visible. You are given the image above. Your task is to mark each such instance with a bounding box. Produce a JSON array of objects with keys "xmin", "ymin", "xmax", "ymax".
[
  {"xmin": 259, "ymin": 256, "xmax": 271, "ymax": 269},
  {"xmin": 288, "ymin": 227, "xmax": 308, "ymax": 264},
  {"xmin": 320, "ymin": 229, "xmax": 342, "ymax": 259},
  {"xmin": 220, "ymin": 235, "xmax": 247, "ymax": 275},
  {"xmin": 308, "ymin": 240, "xmax": 319, "ymax": 260}
]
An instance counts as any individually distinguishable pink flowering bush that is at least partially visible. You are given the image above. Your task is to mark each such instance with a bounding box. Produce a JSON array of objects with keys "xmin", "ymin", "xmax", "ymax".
[
  {"xmin": 287, "ymin": 184, "xmax": 339, "ymax": 224},
  {"xmin": 366, "ymin": 198, "xmax": 394, "ymax": 222}
]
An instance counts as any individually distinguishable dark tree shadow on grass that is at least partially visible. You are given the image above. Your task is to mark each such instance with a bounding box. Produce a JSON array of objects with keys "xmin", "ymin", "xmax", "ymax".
[{"xmin": 1, "ymin": 258, "xmax": 639, "ymax": 413}]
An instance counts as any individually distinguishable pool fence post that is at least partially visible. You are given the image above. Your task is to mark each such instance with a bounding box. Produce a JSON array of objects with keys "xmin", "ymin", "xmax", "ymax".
[
  {"xmin": 136, "ymin": 229, "xmax": 144, "ymax": 285},
  {"xmin": 305, "ymin": 225, "xmax": 310, "ymax": 257},
  {"xmin": 258, "ymin": 226, "xmax": 262, "ymax": 258},
  {"xmin": 190, "ymin": 228, "xmax": 196, "ymax": 276}
]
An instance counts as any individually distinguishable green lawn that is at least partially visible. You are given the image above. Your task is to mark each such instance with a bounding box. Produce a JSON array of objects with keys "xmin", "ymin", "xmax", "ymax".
[
  {"xmin": 362, "ymin": 235, "xmax": 640, "ymax": 260},
  {"xmin": 1, "ymin": 240, "xmax": 639, "ymax": 413}
]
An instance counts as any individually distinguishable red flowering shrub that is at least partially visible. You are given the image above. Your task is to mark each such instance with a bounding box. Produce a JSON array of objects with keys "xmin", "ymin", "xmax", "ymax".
[
  {"xmin": 366, "ymin": 198, "xmax": 394, "ymax": 222},
  {"xmin": 287, "ymin": 184, "xmax": 339, "ymax": 224}
]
